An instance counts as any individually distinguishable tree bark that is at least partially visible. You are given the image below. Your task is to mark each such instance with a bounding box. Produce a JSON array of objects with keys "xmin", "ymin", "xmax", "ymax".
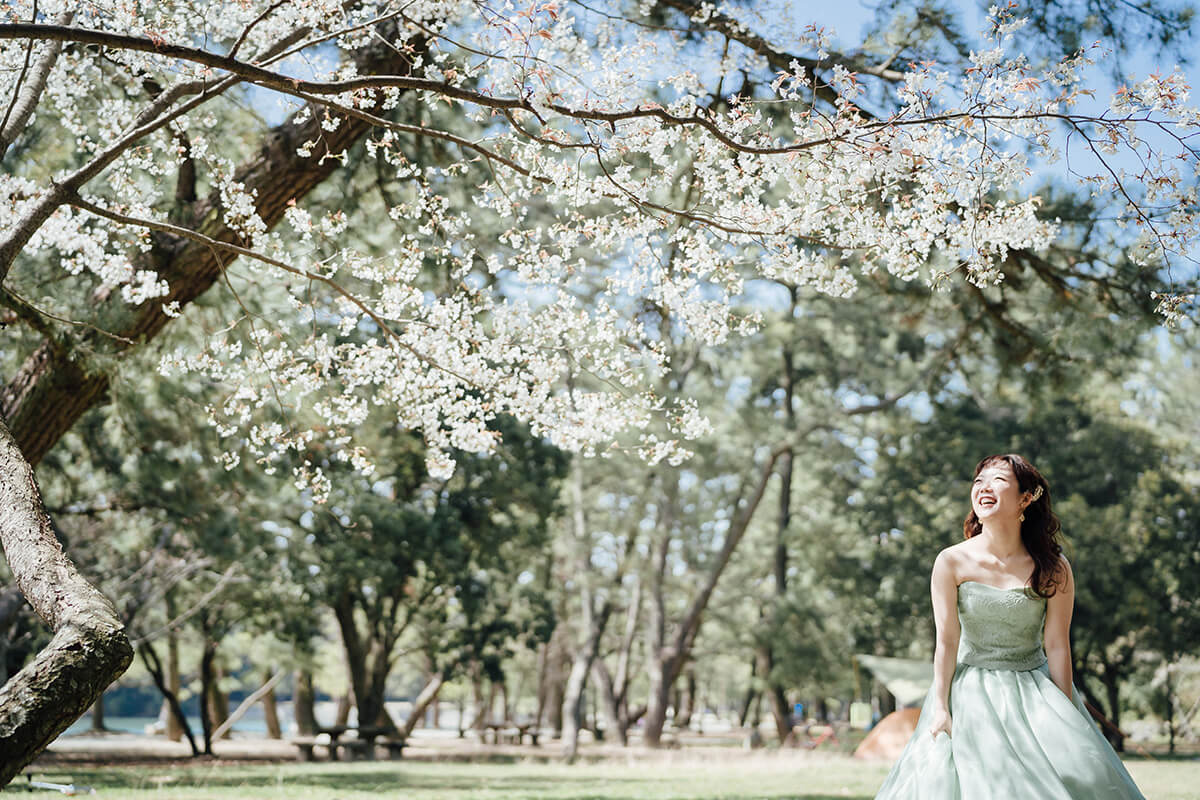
[
  {"xmin": 642, "ymin": 649, "xmax": 673, "ymax": 747},
  {"xmin": 674, "ymin": 667, "xmax": 696, "ymax": 729},
  {"xmin": 209, "ymin": 661, "xmax": 231, "ymax": 740},
  {"xmin": 138, "ymin": 641, "xmax": 199, "ymax": 755},
  {"xmin": 334, "ymin": 693, "xmax": 351, "ymax": 727},
  {"xmin": 561, "ymin": 601, "xmax": 612, "ymax": 761},
  {"xmin": 0, "ymin": 10, "xmax": 73, "ymax": 159},
  {"xmin": 262, "ymin": 670, "xmax": 282, "ymax": 740},
  {"xmin": 0, "ymin": 585, "xmax": 25, "ymax": 686},
  {"xmin": 470, "ymin": 669, "xmax": 487, "ymax": 730},
  {"xmin": 738, "ymin": 657, "xmax": 758, "ymax": 728},
  {"xmin": 0, "ymin": 420, "xmax": 133, "ymax": 786},
  {"xmin": 164, "ymin": 615, "xmax": 182, "ymax": 742},
  {"xmin": 541, "ymin": 635, "xmax": 567, "ymax": 737},
  {"xmin": 293, "ymin": 669, "xmax": 317, "ymax": 736},
  {"xmin": 642, "ymin": 449, "xmax": 785, "ymax": 747},
  {"xmin": 401, "ymin": 671, "xmax": 445, "ymax": 738},
  {"xmin": 762, "ymin": 334, "xmax": 796, "ymax": 743},
  {"xmin": 89, "ymin": 695, "xmax": 107, "ymax": 732},
  {"xmin": 199, "ymin": 636, "xmax": 217, "ymax": 754},
  {"xmin": 212, "ymin": 669, "xmax": 285, "ymax": 741},
  {"xmin": 332, "ymin": 590, "xmax": 399, "ymax": 734},
  {"xmin": 591, "ymin": 660, "xmax": 626, "ymax": 746}
]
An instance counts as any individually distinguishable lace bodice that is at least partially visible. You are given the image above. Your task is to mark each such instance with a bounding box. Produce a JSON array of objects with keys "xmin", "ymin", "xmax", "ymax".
[{"xmin": 955, "ymin": 581, "xmax": 1047, "ymax": 671}]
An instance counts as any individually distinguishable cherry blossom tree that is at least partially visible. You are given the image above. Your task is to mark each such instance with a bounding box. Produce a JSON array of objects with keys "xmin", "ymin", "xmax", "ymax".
[{"xmin": 1, "ymin": 0, "xmax": 1198, "ymax": 780}]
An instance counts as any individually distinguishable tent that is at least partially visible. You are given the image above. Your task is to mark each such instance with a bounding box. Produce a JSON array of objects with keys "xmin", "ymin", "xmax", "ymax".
[{"xmin": 852, "ymin": 654, "xmax": 933, "ymax": 761}]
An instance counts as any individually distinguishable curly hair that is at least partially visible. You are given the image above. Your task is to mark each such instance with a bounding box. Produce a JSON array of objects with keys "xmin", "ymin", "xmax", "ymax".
[{"xmin": 962, "ymin": 454, "xmax": 1065, "ymax": 598}]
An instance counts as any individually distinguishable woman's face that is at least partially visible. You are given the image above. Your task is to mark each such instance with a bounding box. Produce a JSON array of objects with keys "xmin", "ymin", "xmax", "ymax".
[{"xmin": 971, "ymin": 460, "xmax": 1025, "ymax": 523}]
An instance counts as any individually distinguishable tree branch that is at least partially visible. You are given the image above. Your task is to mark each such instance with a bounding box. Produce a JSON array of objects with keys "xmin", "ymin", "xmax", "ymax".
[
  {"xmin": 0, "ymin": 419, "xmax": 133, "ymax": 785},
  {"xmin": 0, "ymin": 10, "xmax": 74, "ymax": 160}
]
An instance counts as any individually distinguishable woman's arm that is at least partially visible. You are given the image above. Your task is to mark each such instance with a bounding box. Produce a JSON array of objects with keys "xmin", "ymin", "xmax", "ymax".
[
  {"xmin": 930, "ymin": 550, "xmax": 961, "ymax": 714},
  {"xmin": 1044, "ymin": 555, "xmax": 1076, "ymax": 701}
]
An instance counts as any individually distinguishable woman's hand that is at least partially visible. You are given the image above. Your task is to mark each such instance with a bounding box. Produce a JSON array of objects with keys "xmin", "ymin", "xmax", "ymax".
[{"xmin": 929, "ymin": 707, "xmax": 952, "ymax": 740}]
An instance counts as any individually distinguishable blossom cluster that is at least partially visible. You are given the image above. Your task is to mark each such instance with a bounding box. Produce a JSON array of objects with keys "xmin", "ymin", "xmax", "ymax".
[{"xmin": 2, "ymin": 1, "xmax": 1197, "ymax": 493}]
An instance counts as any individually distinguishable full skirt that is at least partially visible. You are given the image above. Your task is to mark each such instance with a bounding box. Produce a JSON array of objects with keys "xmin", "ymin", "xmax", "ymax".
[{"xmin": 873, "ymin": 660, "xmax": 1146, "ymax": 799}]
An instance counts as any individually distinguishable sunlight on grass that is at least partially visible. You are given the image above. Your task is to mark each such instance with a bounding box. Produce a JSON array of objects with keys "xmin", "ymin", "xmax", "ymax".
[{"xmin": 19, "ymin": 756, "xmax": 1197, "ymax": 800}]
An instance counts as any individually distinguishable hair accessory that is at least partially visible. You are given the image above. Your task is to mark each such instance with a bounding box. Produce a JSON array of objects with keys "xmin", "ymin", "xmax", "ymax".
[{"xmin": 1030, "ymin": 485, "xmax": 1044, "ymax": 502}]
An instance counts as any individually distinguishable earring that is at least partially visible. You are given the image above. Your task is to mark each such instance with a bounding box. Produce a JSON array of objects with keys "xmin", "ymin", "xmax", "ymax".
[{"xmin": 1019, "ymin": 512, "xmax": 1025, "ymax": 522}]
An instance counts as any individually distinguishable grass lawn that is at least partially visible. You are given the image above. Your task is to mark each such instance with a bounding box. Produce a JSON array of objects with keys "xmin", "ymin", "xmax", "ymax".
[{"xmin": 13, "ymin": 755, "xmax": 1196, "ymax": 799}]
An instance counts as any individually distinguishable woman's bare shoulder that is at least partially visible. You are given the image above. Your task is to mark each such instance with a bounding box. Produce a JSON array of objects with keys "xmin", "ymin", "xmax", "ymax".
[
  {"xmin": 933, "ymin": 542, "xmax": 972, "ymax": 581},
  {"xmin": 1053, "ymin": 553, "xmax": 1074, "ymax": 591}
]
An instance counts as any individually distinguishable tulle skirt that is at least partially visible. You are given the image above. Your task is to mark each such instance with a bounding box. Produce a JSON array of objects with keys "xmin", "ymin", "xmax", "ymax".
[{"xmin": 873, "ymin": 660, "xmax": 1146, "ymax": 799}]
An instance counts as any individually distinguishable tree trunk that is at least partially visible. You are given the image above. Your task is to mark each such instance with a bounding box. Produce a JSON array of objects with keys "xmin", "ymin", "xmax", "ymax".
[
  {"xmin": 762, "ymin": 337, "xmax": 796, "ymax": 743},
  {"xmin": 89, "ymin": 695, "xmax": 107, "ymax": 732},
  {"xmin": 332, "ymin": 592, "xmax": 395, "ymax": 734},
  {"xmin": 469, "ymin": 668, "xmax": 488, "ymax": 730},
  {"xmin": 212, "ymin": 669, "xmax": 285, "ymax": 740},
  {"xmin": 642, "ymin": 450, "xmax": 785, "ymax": 748},
  {"xmin": 642, "ymin": 654, "xmax": 673, "ymax": 747},
  {"xmin": 738, "ymin": 657, "xmax": 757, "ymax": 728},
  {"xmin": 335, "ymin": 693, "xmax": 351, "ymax": 727},
  {"xmin": 198, "ymin": 637, "xmax": 217, "ymax": 754},
  {"xmin": 138, "ymin": 641, "xmax": 199, "ymax": 756},
  {"xmin": 561, "ymin": 470, "xmax": 614, "ymax": 760},
  {"xmin": 534, "ymin": 639, "xmax": 550, "ymax": 728},
  {"xmin": 0, "ymin": 419, "xmax": 133, "ymax": 786},
  {"xmin": 262, "ymin": 669, "xmax": 282, "ymax": 740},
  {"xmin": 542, "ymin": 646, "xmax": 566, "ymax": 736},
  {"xmin": 1166, "ymin": 666, "xmax": 1176, "ymax": 755},
  {"xmin": 613, "ymin": 576, "xmax": 641, "ymax": 713},
  {"xmin": 401, "ymin": 671, "xmax": 445, "ymax": 738},
  {"xmin": 757, "ymin": 645, "xmax": 791, "ymax": 742},
  {"xmin": 209, "ymin": 661, "xmax": 231, "ymax": 740},
  {"xmin": 485, "ymin": 680, "xmax": 498, "ymax": 726},
  {"xmin": 674, "ymin": 668, "xmax": 696, "ymax": 729},
  {"xmin": 164, "ymin": 617, "xmax": 182, "ymax": 742},
  {"xmin": 561, "ymin": 622, "xmax": 607, "ymax": 760},
  {"xmin": 591, "ymin": 661, "xmax": 627, "ymax": 746},
  {"xmin": 294, "ymin": 669, "xmax": 317, "ymax": 736}
]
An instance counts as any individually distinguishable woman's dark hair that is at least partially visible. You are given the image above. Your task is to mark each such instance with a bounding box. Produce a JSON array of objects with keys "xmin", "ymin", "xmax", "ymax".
[{"xmin": 963, "ymin": 454, "xmax": 1064, "ymax": 598}]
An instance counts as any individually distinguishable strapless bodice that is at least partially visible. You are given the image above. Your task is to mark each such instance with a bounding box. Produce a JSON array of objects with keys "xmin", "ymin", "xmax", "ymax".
[{"xmin": 955, "ymin": 581, "xmax": 1047, "ymax": 671}]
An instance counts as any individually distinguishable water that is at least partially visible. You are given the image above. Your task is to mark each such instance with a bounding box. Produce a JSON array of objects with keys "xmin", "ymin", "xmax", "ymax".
[{"xmin": 59, "ymin": 711, "xmax": 270, "ymax": 737}]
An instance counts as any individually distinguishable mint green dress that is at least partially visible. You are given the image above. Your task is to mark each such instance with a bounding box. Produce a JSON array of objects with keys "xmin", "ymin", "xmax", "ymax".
[{"xmin": 873, "ymin": 580, "xmax": 1147, "ymax": 799}]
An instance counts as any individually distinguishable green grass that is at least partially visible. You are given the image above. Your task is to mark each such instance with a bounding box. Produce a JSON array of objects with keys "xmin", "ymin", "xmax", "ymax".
[{"xmin": 13, "ymin": 756, "xmax": 1197, "ymax": 799}]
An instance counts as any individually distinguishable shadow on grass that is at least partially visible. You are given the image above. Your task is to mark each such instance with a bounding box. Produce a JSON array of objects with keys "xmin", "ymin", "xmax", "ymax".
[{"xmin": 20, "ymin": 766, "xmax": 876, "ymax": 800}]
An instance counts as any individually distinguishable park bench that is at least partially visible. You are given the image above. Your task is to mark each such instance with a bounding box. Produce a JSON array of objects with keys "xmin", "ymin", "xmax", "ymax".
[
  {"xmin": 481, "ymin": 721, "xmax": 539, "ymax": 745},
  {"xmin": 290, "ymin": 725, "xmax": 391, "ymax": 761},
  {"xmin": 290, "ymin": 736, "xmax": 327, "ymax": 762},
  {"xmin": 338, "ymin": 738, "xmax": 373, "ymax": 760},
  {"xmin": 375, "ymin": 736, "xmax": 407, "ymax": 759},
  {"xmin": 290, "ymin": 735, "xmax": 375, "ymax": 761}
]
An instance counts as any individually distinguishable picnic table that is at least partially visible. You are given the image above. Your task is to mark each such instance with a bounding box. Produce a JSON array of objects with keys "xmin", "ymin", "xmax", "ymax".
[
  {"xmin": 290, "ymin": 725, "xmax": 405, "ymax": 761},
  {"xmin": 480, "ymin": 722, "xmax": 540, "ymax": 746}
]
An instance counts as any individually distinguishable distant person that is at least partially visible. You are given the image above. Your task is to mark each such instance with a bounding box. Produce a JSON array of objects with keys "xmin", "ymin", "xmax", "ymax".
[{"xmin": 872, "ymin": 454, "xmax": 1146, "ymax": 799}]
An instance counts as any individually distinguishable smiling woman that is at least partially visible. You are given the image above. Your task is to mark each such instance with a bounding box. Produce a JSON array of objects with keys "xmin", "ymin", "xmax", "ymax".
[{"xmin": 872, "ymin": 454, "xmax": 1148, "ymax": 799}]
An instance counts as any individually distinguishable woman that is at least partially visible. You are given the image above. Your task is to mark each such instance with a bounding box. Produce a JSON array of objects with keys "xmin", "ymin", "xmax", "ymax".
[{"xmin": 873, "ymin": 454, "xmax": 1147, "ymax": 799}]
